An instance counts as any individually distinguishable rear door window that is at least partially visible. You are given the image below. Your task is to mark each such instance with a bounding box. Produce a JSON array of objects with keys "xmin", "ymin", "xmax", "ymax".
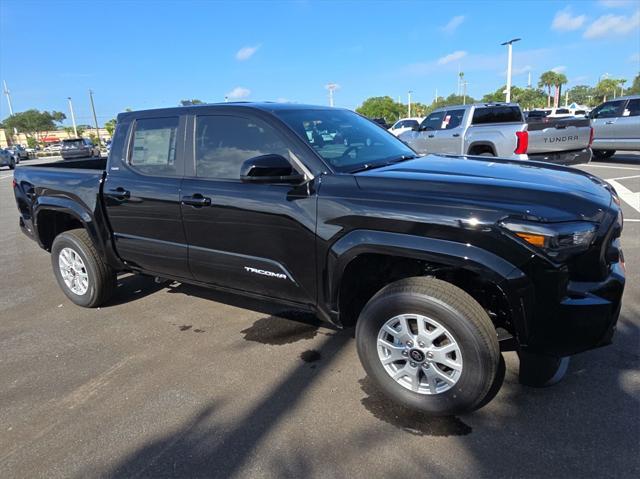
[
  {"xmin": 591, "ymin": 101, "xmax": 625, "ymax": 119},
  {"xmin": 129, "ymin": 117, "xmax": 179, "ymax": 176},
  {"xmin": 472, "ymin": 106, "xmax": 523, "ymax": 124},
  {"xmin": 442, "ymin": 109, "xmax": 465, "ymax": 129}
]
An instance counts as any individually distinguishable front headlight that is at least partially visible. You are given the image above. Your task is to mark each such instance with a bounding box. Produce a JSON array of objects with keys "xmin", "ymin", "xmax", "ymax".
[{"xmin": 501, "ymin": 220, "xmax": 597, "ymax": 260}]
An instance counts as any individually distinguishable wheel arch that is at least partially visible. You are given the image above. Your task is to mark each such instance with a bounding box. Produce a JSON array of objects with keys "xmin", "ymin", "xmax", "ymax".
[
  {"xmin": 326, "ymin": 230, "xmax": 531, "ymax": 339},
  {"xmin": 466, "ymin": 141, "xmax": 497, "ymax": 156}
]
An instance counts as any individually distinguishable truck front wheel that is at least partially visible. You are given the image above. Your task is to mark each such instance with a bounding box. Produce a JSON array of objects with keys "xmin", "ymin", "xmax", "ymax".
[
  {"xmin": 51, "ymin": 229, "xmax": 116, "ymax": 308},
  {"xmin": 356, "ymin": 277, "xmax": 501, "ymax": 416}
]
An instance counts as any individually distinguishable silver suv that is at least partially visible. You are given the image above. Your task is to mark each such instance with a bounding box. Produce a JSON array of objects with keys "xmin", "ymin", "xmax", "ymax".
[{"xmin": 589, "ymin": 95, "xmax": 640, "ymax": 160}]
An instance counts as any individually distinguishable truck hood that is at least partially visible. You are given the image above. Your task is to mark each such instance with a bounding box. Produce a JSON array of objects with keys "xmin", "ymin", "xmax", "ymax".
[{"xmin": 354, "ymin": 154, "xmax": 613, "ymax": 223}]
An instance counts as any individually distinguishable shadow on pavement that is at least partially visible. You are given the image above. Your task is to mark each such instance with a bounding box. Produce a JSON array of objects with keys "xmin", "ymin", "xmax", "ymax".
[{"xmin": 95, "ymin": 278, "xmax": 639, "ymax": 478}]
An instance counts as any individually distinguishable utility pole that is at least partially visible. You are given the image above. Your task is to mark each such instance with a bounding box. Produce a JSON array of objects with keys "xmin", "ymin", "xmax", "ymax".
[
  {"xmin": 67, "ymin": 97, "xmax": 78, "ymax": 137},
  {"xmin": 457, "ymin": 64, "xmax": 461, "ymax": 96},
  {"xmin": 565, "ymin": 90, "xmax": 569, "ymax": 107},
  {"xmin": 407, "ymin": 90, "xmax": 412, "ymax": 117},
  {"xmin": 462, "ymin": 81, "xmax": 468, "ymax": 105},
  {"xmin": 501, "ymin": 38, "xmax": 521, "ymax": 103},
  {"xmin": 3, "ymin": 80, "xmax": 14, "ymax": 115},
  {"xmin": 527, "ymin": 71, "xmax": 532, "ymax": 89},
  {"xmin": 325, "ymin": 83, "xmax": 338, "ymax": 107},
  {"xmin": 434, "ymin": 88, "xmax": 438, "ymax": 103},
  {"xmin": 88, "ymin": 89, "xmax": 101, "ymax": 145}
]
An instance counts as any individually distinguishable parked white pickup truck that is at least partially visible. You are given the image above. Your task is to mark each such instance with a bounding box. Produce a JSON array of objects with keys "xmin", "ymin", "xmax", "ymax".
[{"xmin": 399, "ymin": 103, "xmax": 593, "ymax": 165}]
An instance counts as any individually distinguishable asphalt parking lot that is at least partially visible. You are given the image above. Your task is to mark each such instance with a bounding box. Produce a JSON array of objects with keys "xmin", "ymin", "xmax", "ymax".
[{"xmin": 1, "ymin": 155, "xmax": 639, "ymax": 478}]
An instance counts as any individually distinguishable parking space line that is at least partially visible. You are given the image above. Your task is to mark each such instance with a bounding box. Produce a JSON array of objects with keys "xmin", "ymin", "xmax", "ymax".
[
  {"xmin": 610, "ymin": 174, "xmax": 640, "ymax": 181},
  {"xmin": 0, "ymin": 174, "xmax": 14, "ymax": 180},
  {"xmin": 585, "ymin": 164, "xmax": 640, "ymax": 171},
  {"xmin": 608, "ymin": 179, "xmax": 640, "ymax": 213}
]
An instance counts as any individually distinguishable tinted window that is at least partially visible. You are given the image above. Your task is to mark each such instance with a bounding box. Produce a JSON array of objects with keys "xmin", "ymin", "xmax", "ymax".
[
  {"xmin": 404, "ymin": 120, "xmax": 419, "ymax": 129},
  {"xmin": 421, "ymin": 111, "xmax": 445, "ymax": 131},
  {"xmin": 472, "ymin": 106, "xmax": 522, "ymax": 124},
  {"xmin": 195, "ymin": 115, "xmax": 291, "ymax": 179},
  {"xmin": 130, "ymin": 117, "xmax": 179, "ymax": 175},
  {"xmin": 63, "ymin": 139, "xmax": 83, "ymax": 147},
  {"xmin": 591, "ymin": 101, "xmax": 624, "ymax": 119},
  {"xmin": 624, "ymin": 99, "xmax": 640, "ymax": 117},
  {"xmin": 443, "ymin": 109, "xmax": 465, "ymax": 129},
  {"xmin": 275, "ymin": 109, "xmax": 415, "ymax": 173}
]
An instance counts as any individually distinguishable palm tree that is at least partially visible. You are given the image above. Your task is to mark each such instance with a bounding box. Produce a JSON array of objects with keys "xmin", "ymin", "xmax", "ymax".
[
  {"xmin": 554, "ymin": 73, "xmax": 568, "ymax": 108},
  {"xmin": 538, "ymin": 71, "xmax": 557, "ymax": 108}
]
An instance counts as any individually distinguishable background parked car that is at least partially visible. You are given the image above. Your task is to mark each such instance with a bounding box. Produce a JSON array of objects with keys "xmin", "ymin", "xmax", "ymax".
[
  {"xmin": 388, "ymin": 117, "xmax": 424, "ymax": 137},
  {"xmin": 61, "ymin": 138, "xmax": 101, "ymax": 159},
  {"xmin": 44, "ymin": 143, "xmax": 62, "ymax": 153},
  {"xmin": 589, "ymin": 95, "xmax": 640, "ymax": 160},
  {"xmin": 0, "ymin": 148, "xmax": 18, "ymax": 169},
  {"xmin": 7, "ymin": 145, "xmax": 30, "ymax": 161}
]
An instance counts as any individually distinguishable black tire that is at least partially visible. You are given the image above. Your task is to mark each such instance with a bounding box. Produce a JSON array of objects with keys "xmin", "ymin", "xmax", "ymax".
[
  {"xmin": 518, "ymin": 351, "xmax": 570, "ymax": 387},
  {"xmin": 592, "ymin": 150, "xmax": 615, "ymax": 160},
  {"xmin": 9, "ymin": 158, "xmax": 15, "ymax": 170},
  {"xmin": 51, "ymin": 228, "xmax": 116, "ymax": 307},
  {"xmin": 356, "ymin": 277, "xmax": 500, "ymax": 416}
]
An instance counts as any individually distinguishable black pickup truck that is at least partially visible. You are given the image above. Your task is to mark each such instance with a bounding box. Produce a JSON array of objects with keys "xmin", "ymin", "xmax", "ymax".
[{"xmin": 13, "ymin": 103, "xmax": 625, "ymax": 415}]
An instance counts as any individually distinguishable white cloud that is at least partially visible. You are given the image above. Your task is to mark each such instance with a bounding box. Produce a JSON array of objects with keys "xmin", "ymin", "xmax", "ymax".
[
  {"xmin": 226, "ymin": 87, "xmax": 251, "ymax": 99},
  {"xmin": 235, "ymin": 45, "xmax": 260, "ymax": 61},
  {"xmin": 551, "ymin": 8, "xmax": 586, "ymax": 31},
  {"xmin": 551, "ymin": 65, "xmax": 567, "ymax": 73},
  {"xmin": 584, "ymin": 10, "xmax": 640, "ymax": 38},
  {"xmin": 599, "ymin": 0, "xmax": 634, "ymax": 7},
  {"xmin": 441, "ymin": 15, "xmax": 465, "ymax": 33},
  {"xmin": 437, "ymin": 50, "xmax": 467, "ymax": 65}
]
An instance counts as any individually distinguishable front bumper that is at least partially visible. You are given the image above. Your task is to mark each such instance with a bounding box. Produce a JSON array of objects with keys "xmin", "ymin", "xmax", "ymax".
[
  {"xmin": 523, "ymin": 258, "xmax": 625, "ymax": 357},
  {"xmin": 527, "ymin": 147, "xmax": 592, "ymax": 166}
]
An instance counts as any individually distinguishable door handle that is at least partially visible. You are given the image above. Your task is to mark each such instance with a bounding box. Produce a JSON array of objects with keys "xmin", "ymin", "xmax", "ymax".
[
  {"xmin": 428, "ymin": 134, "xmax": 435, "ymax": 138},
  {"xmin": 452, "ymin": 133, "xmax": 460, "ymax": 137},
  {"xmin": 107, "ymin": 187, "xmax": 130, "ymax": 199},
  {"xmin": 605, "ymin": 121, "xmax": 615, "ymax": 124},
  {"xmin": 182, "ymin": 194, "xmax": 211, "ymax": 207}
]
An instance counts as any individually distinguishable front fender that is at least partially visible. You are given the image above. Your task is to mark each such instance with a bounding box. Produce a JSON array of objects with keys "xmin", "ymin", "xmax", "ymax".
[{"xmin": 325, "ymin": 229, "xmax": 533, "ymax": 338}]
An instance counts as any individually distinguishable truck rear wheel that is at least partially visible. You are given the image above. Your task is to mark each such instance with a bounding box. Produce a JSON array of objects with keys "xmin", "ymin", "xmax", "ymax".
[
  {"xmin": 592, "ymin": 150, "xmax": 615, "ymax": 160},
  {"xmin": 51, "ymin": 228, "xmax": 116, "ymax": 308},
  {"xmin": 356, "ymin": 277, "xmax": 501, "ymax": 416}
]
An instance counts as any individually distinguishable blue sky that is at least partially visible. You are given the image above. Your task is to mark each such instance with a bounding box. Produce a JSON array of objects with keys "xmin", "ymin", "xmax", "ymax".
[{"xmin": 1, "ymin": 0, "xmax": 639, "ymax": 125}]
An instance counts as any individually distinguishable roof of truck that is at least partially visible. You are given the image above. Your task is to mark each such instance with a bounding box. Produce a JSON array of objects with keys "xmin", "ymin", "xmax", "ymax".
[{"xmin": 117, "ymin": 102, "xmax": 340, "ymax": 120}]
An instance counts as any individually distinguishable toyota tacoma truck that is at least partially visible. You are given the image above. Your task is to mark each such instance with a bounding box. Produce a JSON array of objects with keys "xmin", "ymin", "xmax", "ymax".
[
  {"xmin": 12, "ymin": 103, "xmax": 625, "ymax": 415},
  {"xmin": 399, "ymin": 102, "xmax": 593, "ymax": 165}
]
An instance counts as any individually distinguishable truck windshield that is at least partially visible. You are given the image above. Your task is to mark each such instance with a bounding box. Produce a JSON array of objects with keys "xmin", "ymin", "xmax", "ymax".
[{"xmin": 275, "ymin": 109, "xmax": 416, "ymax": 173}]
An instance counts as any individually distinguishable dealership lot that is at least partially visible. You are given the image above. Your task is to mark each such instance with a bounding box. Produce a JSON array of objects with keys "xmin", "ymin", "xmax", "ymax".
[{"xmin": 1, "ymin": 156, "xmax": 638, "ymax": 478}]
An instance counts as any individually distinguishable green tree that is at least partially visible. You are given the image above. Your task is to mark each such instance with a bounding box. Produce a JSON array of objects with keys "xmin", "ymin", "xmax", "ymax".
[
  {"xmin": 567, "ymin": 85, "xmax": 595, "ymax": 106},
  {"xmin": 595, "ymin": 78, "xmax": 622, "ymax": 102},
  {"xmin": 356, "ymin": 96, "xmax": 405, "ymax": 123},
  {"xmin": 628, "ymin": 74, "xmax": 640, "ymax": 95},
  {"xmin": 538, "ymin": 71, "xmax": 558, "ymax": 108},
  {"xmin": 2, "ymin": 109, "xmax": 66, "ymax": 141},
  {"xmin": 180, "ymin": 99, "xmax": 204, "ymax": 106},
  {"xmin": 104, "ymin": 118, "xmax": 117, "ymax": 136}
]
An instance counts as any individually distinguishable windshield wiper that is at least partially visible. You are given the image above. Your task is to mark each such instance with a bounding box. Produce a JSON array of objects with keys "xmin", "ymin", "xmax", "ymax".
[{"xmin": 348, "ymin": 155, "xmax": 417, "ymax": 173}]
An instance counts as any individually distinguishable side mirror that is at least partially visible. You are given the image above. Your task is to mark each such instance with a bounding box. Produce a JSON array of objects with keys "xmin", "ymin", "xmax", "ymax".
[{"xmin": 240, "ymin": 154, "xmax": 304, "ymax": 184}]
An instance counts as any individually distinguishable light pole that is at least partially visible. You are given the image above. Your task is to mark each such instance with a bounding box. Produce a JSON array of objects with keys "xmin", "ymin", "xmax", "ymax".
[
  {"xmin": 325, "ymin": 83, "xmax": 338, "ymax": 107},
  {"xmin": 67, "ymin": 97, "xmax": 78, "ymax": 137},
  {"xmin": 88, "ymin": 89, "xmax": 101, "ymax": 145},
  {"xmin": 407, "ymin": 90, "xmax": 412, "ymax": 117},
  {"xmin": 501, "ymin": 38, "xmax": 521, "ymax": 103},
  {"xmin": 3, "ymin": 80, "xmax": 14, "ymax": 115}
]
